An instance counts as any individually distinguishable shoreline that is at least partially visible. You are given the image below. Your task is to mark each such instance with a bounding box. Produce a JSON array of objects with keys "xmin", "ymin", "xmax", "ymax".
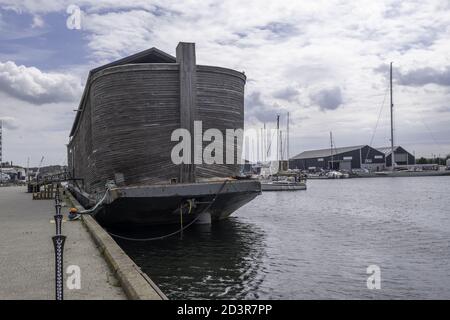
[{"xmin": 64, "ymin": 189, "xmax": 167, "ymax": 300}]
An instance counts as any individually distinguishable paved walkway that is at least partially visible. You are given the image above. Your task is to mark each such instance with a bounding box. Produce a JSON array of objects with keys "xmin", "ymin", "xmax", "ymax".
[{"xmin": 0, "ymin": 186, "xmax": 126, "ymax": 299}]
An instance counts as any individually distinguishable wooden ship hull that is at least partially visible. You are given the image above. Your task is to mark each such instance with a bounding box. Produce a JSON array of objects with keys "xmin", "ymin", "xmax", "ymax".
[
  {"xmin": 71, "ymin": 180, "xmax": 259, "ymax": 227},
  {"xmin": 261, "ymin": 181, "xmax": 307, "ymax": 191},
  {"xmin": 68, "ymin": 42, "xmax": 261, "ymax": 226}
]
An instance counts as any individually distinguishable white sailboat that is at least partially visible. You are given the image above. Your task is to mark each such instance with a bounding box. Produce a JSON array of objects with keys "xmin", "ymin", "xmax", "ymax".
[
  {"xmin": 260, "ymin": 113, "xmax": 307, "ymax": 191},
  {"xmin": 356, "ymin": 62, "xmax": 450, "ymax": 178}
]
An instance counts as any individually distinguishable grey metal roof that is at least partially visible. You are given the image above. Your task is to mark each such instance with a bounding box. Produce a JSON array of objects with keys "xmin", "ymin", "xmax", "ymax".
[
  {"xmin": 291, "ymin": 145, "xmax": 366, "ymax": 160},
  {"xmin": 89, "ymin": 47, "xmax": 176, "ymax": 75},
  {"xmin": 375, "ymin": 146, "xmax": 400, "ymax": 155}
]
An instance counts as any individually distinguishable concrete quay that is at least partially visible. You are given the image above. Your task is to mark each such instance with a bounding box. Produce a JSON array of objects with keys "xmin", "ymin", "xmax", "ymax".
[
  {"xmin": 65, "ymin": 189, "xmax": 166, "ymax": 300},
  {"xmin": 0, "ymin": 186, "xmax": 126, "ymax": 299}
]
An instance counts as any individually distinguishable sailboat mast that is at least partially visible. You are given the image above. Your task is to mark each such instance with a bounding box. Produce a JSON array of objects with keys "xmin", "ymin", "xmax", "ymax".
[
  {"xmin": 287, "ymin": 112, "xmax": 290, "ymax": 169},
  {"xmin": 280, "ymin": 130, "xmax": 283, "ymax": 161},
  {"xmin": 276, "ymin": 114, "xmax": 280, "ymax": 162},
  {"xmin": 330, "ymin": 131, "xmax": 334, "ymax": 170},
  {"xmin": 390, "ymin": 62, "xmax": 395, "ymax": 170},
  {"xmin": 260, "ymin": 127, "xmax": 262, "ymax": 162},
  {"xmin": 263, "ymin": 122, "xmax": 266, "ymax": 162}
]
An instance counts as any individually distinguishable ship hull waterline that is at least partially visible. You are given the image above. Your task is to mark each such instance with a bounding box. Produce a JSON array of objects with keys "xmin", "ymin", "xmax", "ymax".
[
  {"xmin": 261, "ymin": 183, "xmax": 307, "ymax": 191},
  {"xmin": 70, "ymin": 180, "xmax": 261, "ymax": 227}
]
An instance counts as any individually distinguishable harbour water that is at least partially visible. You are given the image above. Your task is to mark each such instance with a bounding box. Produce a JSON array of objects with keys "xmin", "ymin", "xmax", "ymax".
[{"xmin": 114, "ymin": 176, "xmax": 450, "ymax": 299}]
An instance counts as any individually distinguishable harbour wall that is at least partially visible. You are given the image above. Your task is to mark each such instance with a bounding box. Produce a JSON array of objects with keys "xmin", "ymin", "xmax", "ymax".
[{"xmin": 65, "ymin": 189, "xmax": 167, "ymax": 300}]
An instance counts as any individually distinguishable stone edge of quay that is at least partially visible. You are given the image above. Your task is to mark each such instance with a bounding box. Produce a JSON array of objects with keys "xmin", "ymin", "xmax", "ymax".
[{"xmin": 64, "ymin": 189, "xmax": 167, "ymax": 300}]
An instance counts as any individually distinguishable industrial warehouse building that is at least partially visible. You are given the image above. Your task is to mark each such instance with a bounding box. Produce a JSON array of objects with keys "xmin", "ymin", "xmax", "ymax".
[
  {"xmin": 290, "ymin": 145, "xmax": 386, "ymax": 171},
  {"xmin": 289, "ymin": 145, "xmax": 415, "ymax": 171},
  {"xmin": 376, "ymin": 146, "xmax": 415, "ymax": 167}
]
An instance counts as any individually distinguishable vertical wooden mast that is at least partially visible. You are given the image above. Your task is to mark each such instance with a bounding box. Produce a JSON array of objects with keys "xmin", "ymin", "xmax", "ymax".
[{"xmin": 177, "ymin": 42, "xmax": 197, "ymax": 182}]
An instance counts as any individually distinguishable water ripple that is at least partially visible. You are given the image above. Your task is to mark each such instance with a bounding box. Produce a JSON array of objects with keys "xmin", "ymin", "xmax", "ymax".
[{"xmin": 116, "ymin": 176, "xmax": 450, "ymax": 299}]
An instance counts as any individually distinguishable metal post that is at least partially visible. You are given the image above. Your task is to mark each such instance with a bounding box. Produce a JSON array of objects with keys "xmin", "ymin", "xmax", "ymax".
[
  {"xmin": 54, "ymin": 203, "xmax": 63, "ymax": 236},
  {"xmin": 53, "ymin": 186, "xmax": 65, "ymax": 300},
  {"xmin": 55, "ymin": 184, "xmax": 60, "ymax": 204},
  {"xmin": 52, "ymin": 235, "xmax": 66, "ymax": 300}
]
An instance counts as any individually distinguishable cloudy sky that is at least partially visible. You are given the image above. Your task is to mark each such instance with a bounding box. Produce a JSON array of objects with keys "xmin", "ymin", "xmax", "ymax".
[{"xmin": 0, "ymin": 0, "xmax": 449, "ymax": 167}]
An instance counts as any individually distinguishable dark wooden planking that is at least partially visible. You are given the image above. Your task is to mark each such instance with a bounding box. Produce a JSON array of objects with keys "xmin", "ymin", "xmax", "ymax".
[
  {"xmin": 196, "ymin": 66, "xmax": 246, "ymax": 178},
  {"xmin": 68, "ymin": 61, "xmax": 246, "ymax": 196},
  {"xmin": 177, "ymin": 43, "xmax": 197, "ymax": 183}
]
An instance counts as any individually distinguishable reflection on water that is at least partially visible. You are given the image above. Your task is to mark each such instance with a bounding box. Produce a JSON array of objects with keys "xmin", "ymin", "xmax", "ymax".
[
  {"xmin": 114, "ymin": 219, "xmax": 267, "ymax": 299},
  {"xmin": 115, "ymin": 176, "xmax": 450, "ymax": 299}
]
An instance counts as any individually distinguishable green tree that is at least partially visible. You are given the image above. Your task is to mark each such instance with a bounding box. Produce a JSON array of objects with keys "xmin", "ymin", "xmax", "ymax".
[{"xmin": 417, "ymin": 157, "xmax": 428, "ymax": 164}]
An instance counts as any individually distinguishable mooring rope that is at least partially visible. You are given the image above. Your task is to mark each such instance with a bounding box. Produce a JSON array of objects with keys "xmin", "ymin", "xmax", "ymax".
[
  {"xmin": 105, "ymin": 179, "xmax": 229, "ymax": 241},
  {"xmin": 78, "ymin": 188, "xmax": 110, "ymax": 215}
]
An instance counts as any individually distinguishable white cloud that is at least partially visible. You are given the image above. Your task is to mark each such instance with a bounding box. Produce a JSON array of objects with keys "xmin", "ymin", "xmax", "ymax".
[
  {"xmin": 82, "ymin": 10, "xmax": 157, "ymax": 62},
  {"xmin": 0, "ymin": 0, "xmax": 66, "ymax": 14},
  {"xmin": 1, "ymin": 0, "xmax": 450, "ymax": 161},
  {"xmin": 0, "ymin": 91, "xmax": 73, "ymax": 166},
  {"xmin": 0, "ymin": 60, "xmax": 82, "ymax": 104},
  {"xmin": 31, "ymin": 15, "xmax": 44, "ymax": 28},
  {"xmin": 0, "ymin": 116, "xmax": 18, "ymax": 129}
]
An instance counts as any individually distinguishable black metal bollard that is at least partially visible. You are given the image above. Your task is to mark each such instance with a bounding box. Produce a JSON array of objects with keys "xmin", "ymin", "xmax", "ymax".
[
  {"xmin": 52, "ymin": 235, "xmax": 66, "ymax": 300},
  {"xmin": 52, "ymin": 185, "xmax": 66, "ymax": 300},
  {"xmin": 55, "ymin": 193, "xmax": 60, "ymax": 206},
  {"xmin": 54, "ymin": 214, "xmax": 63, "ymax": 236},
  {"xmin": 55, "ymin": 203, "xmax": 61, "ymax": 214},
  {"xmin": 54, "ymin": 204, "xmax": 62, "ymax": 235}
]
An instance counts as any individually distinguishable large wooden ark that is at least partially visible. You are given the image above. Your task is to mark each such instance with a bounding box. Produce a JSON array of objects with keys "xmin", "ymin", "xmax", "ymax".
[{"xmin": 68, "ymin": 42, "xmax": 260, "ymax": 226}]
